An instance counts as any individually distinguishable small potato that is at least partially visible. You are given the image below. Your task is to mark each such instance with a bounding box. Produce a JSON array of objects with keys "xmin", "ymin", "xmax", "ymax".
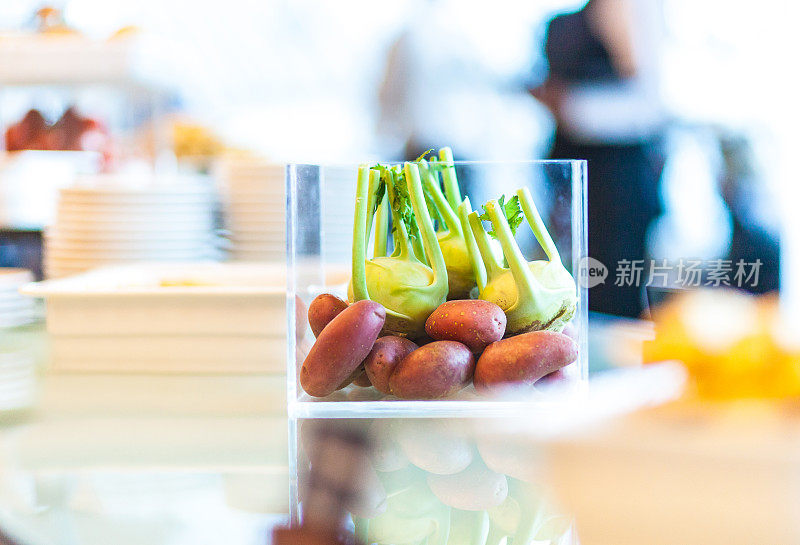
[
  {"xmin": 337, "ymin": 366, "xmax": 366, "ymax": 390},
  {"xmin": 308, "ymin": 293, "xmax": 349, "ymax": 338},
  {"xmin": 474, "ymin": 331, "xmax": 578, "ymax": 395},
  {"xmin": 364, "ymin": 336, "xmax": 418, "ymax": 395},
  {"xmin": 352, "ymin": 367, "xmax": 372, "ymax": 387},
  {"xmin": 561, "ymin": 321, "xmax": 578, "ymax": 342},
  {"xmin": 425, "ymin": 300, "xmax": 506, "ymax": 353},
  {"xmin": 389, "ymin": 341, "xmax": 475, "ymax": 400},
  {"xmin": 295, "ymin": 296, "xmax": 307, "ymax": 342},
  {"xmin": 301, "ymin": 300, "xmax": 385, "ymax": 397}
]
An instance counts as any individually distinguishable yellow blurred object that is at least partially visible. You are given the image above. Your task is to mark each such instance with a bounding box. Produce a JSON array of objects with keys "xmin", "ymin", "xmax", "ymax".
[
  {"xmin": 172, "ymin": 121, "xmax": 224, "ymax": 159},
  {"xmin": 109, "ymin": 26, "xmax": 141, "ymax": 40},
  {"xmin": 35, "ymin": 6, "xmax": 78, "ymax": 35},
  {"xmin": 644, "ymin": 290, "xmax": 800, "ymax": 400}
]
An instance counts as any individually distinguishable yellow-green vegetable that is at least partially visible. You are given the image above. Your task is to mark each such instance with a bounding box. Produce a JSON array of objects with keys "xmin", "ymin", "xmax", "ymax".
[{"xmin": 467, "ymin": 187, "xmax": 577, "ymax": 335}]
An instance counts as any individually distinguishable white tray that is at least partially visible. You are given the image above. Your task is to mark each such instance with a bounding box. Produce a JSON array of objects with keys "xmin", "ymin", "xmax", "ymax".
[
  {"xmin": 0, "ymin": 34, "xmax": 135, "ymax": 85},
  {"xmin": 49, "ymin": 334, "xmax": 285, "ymax": 374},
  {"xmin": 22, "ymin": 262, "xmax": 287, "ymax": 374}
]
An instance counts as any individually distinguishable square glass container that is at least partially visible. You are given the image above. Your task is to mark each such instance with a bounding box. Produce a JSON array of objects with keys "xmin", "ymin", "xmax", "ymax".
[{"xmin": 286, "ymin": 160, "xmax": 587, "ymax": 418}]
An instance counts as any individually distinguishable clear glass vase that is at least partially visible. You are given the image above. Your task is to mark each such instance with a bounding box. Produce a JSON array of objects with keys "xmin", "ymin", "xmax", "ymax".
[{"xmin": 286, "ymin": 160, "xmax": 587, "ymax": 418}]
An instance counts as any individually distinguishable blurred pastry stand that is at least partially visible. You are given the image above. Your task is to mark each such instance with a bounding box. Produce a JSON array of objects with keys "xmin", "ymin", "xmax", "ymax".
[{"xmin": 0, "ymin": 26, "xmax": 175, "ymax": 279}]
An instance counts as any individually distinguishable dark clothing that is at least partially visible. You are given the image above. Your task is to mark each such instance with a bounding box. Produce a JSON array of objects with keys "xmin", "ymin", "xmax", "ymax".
[
  {"xmin": 545, "ymin": 10, "xmax": 617, "ymax": 84},
  {"xmin": 544, "ymin": 8, "xmax": 664, "ymax": 318},
  {"xmin": 550, "ymin": 133, "xmax": 664, "ymax": 317}
]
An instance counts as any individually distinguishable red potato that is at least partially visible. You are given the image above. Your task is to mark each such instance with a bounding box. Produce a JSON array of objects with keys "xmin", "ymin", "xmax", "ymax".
[
  {"xmin": 352, "ymin": 367, "xmax": 372, "ymax": 387},
  {"xmin": 389, "ymin": 341, "xmax": 475, "ymax": 400},
  {"xmin": 425, "ymin": 300, "xmax": 506, "ymax": 353},
  {"xmin": 561, "ymin": 321, "xmax": 578, "ymax": 342},
  {"xmin": 300, "ymin": 300, "xmax": 386, "ymax": 397},
  {"xmin": 307, "ymin": 293, "xmax": 349, "ymax": 338},
  {"xmin": 337, "ymin": 365, "xmax": 367, "ymax": 390},
  {"xmin": 295, "ymin": 296, "xmax": 307, "ymax": 342},
  {"xmin": 364, "ymin": 336, "xmax": 418, "ymax": 395},
  {"xmin": 539, "ymin": 367, "xmax": 568, "ymax": 383},
  {"xmin": 474, "ymin": 331, "xmax": 578, "ymax": 395}
]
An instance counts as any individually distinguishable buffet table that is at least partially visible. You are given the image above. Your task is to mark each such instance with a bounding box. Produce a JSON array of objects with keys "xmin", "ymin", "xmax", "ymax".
[{"xmin": 0, "ymin": 326, "xmax": 289, "ymax": 545}]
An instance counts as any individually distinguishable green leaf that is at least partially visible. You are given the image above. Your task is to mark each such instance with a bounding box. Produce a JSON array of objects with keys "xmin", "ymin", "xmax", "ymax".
[
  {"xmin": 373, "ymin": 173, "xmax": 387, "ymax": 215},
  {"xmin": 479, "ymin": 195, "xmax": 523, "ymax": 239},
  {"xmin": 388, "ymin": 166, "xmax": 420, "ymax": 242},
  {"xmin": 413, "ymin": 148, "xmax": 434, "ymax": 162}
]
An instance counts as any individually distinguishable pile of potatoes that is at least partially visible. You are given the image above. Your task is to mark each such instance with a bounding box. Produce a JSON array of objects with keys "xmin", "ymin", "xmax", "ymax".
[{"xmin": 300, "ymin": 295, "xmax": 578, "ymax": 399}]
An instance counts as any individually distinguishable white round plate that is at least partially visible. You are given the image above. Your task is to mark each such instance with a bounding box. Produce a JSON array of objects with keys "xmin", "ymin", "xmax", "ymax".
[
  {"xmin": 45, "ymin": 249, "xmax": 216, "ymax": 264},
  {"xmin": 228, "ymin": 232, "xmax": 285, "ymax": 243},
  {"xmin": 56, "ymin": 209, "xmax": 212, "ymax": 223},
  {"xmin": 45, "ymin": 246, "xmax": 213, "ymax": 260},
  {"xmin": 48, "ymin": 228, "xmax": 217, "ymax": 241},
  {"xmin": 45, "ymin": 238, "xmax": 216, "ymax": 252},
  {"xmin": 0, "ymin": 268, "xmax": 34, "ymax": 288},
  {"xmin": 61, "ymin": 184, "xmax": 213, "ymax": 198},
  {"xmin": 54, "ymin": 219, "xmax": 214, "ymax": 232},
  {"xmin": 58, "ymin": 192, "xmax": 214, "ymax": 205},
  {"xmin": 57, "ymin": 201, "xmax": 213, "ymax": 214}
]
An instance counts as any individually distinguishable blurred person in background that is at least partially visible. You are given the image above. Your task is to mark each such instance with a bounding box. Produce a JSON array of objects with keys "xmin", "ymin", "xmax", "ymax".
[
  {"xmin": 376, "ymin": 0, "xmax": 543, "ymax": 203},
  {"xmin": 717, "ymin": 131, "xmax": 780, "ymax": 294},
  {"xmin": 532, "ymin": 0, "xmax": 667, "ymax": 318}
]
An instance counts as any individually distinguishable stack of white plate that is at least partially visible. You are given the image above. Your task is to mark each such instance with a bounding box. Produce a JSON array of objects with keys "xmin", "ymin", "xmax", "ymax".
[
  {"xmin": 0, "ymin": 346, "xmax": 36, "ymax": 411},
  {"xmin": 0, "ymin": 268, "xmax": 36, "ymax": 328},
  {"xmin": 215, "ymin": 156, "xmax": 285, "ymax": 262},
  {"xmin": 44, "ymin": 177, "xmax": 218, "ymax": 278}
]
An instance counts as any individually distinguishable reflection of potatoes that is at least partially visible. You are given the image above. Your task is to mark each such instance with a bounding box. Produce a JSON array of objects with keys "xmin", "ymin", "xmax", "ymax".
[
  {"xmin": 477, "ymin": 436, "xmax": 543, "ymax": 484},
  {"xmin": 487, "ymin": 494, "xmax": 521, "ymax": 535},
  {"xmin": 447, "ymin": 509, "xmax": 489, "ymax": 545},
  {"xmin": 368, "ymin": 466, "xmax": 448, "ymax": 545},
  {"xmin": 393, "ymin": 420, "xmax": 473, "ymax": 475},
  {"xmin": 427, "ymin": 459, "xmax": 508, "ymax": 511},
  {"xmin": 377, "ymin": 464, "xmax": 429, "ymax": 501},
  {"xmin": 295, "ymin": 296, "xmax": 307, "ymax": 341},
  {"xmin": 367, "ymin": 509, "xmax": 438, "ymax": 545},
  {"xmin": 298, "ymin": 420, "xmax": 386, "ymax": 519},
  {"xmin": 485, "ymin": 481, "xmax": 549, "ymax": 545},
  {"xmin": 347, "ymin": 451, "xmax": 387, "ymax": 518},
  {"xmin": 369, "ymin": 420, "xmax": 409, "ymax": 473}
]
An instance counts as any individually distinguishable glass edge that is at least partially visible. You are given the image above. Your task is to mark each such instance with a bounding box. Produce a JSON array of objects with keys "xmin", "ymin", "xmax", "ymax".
[
  {"xmin": 286, "ymin": 159, "xmax": 591, "ymax": 412},
  {"xmin": 285, "ymin": 159, "xmax": 588, "ymax": 168},
  {"xmin": 575, "ymin": 160, "xmax": 589, "ymax": 387},
  {"xmin": 286, "ymin": 164, "xmax": 298, "ymax": 409},
  {"xmin": 287, "ymin": 418, "xmax": 299, "ymax": 525},
  {"xmin": 288, "ymin": 396, "xmax": 586, "ymax": 420}
]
